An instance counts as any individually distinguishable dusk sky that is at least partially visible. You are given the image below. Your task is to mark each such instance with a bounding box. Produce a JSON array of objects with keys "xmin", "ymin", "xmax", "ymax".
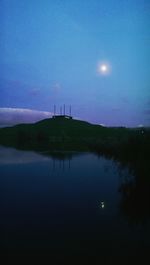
[{"xmin": 1, "ymin": 0, "xmax": 150, "ymax": 127}]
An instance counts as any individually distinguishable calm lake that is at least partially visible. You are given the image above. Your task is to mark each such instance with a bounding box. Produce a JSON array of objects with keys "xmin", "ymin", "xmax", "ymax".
[{"xmin": 0, "ymin": 146, "xmax": 149, "ymax": 264}]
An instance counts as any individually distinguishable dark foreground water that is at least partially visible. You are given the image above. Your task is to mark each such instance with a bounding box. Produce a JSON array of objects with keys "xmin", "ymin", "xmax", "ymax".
[{"xmin": 0, "ymin": 146, "xmax": 149, "ymax": 264}]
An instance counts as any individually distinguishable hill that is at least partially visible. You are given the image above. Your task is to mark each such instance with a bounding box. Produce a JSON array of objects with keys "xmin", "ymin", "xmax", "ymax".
[
  {"xmin": 0, "ymin": 116, "xmax": 149, "ymax": 162},
  {"xmin": 0, "ymin": 117, "xmax": 127, "ymax": 148},
  {"xmin": 0, "ymin": 117, "xmax": 102, "ymax": 151}
]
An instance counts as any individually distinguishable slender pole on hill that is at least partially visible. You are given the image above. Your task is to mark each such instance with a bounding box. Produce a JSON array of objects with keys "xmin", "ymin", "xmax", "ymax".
[
  {"xmin": 69, "ymin": 105, "xmax": 71, "ymax": 117},
  {"xmin": 64, "ymin": 104, "xmax": 65, "ymax": 116},
  {"xmin": 54, "ymin": 105, "xmax": 56, "ymax": 116}
]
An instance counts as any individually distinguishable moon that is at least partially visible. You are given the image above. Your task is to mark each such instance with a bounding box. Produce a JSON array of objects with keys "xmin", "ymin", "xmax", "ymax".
[
  {"xmin": 100, "ymin": 64, "xmax": 107, "ymax": 72},
  {"xmin": 97, "ymin": 61, "xmax": 111, "ymax": 75}
]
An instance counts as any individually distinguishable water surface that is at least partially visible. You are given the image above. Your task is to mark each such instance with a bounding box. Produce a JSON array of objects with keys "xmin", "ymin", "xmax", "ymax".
[{"xmin": 0, "ymin": 146, "xmax": 149, "ymax": 264}]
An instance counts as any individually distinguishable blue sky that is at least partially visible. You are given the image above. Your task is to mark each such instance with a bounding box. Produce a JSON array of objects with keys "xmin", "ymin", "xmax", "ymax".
[{"xmin": 0, "ymin": 0, "xmax": 150, "ymax": 126}]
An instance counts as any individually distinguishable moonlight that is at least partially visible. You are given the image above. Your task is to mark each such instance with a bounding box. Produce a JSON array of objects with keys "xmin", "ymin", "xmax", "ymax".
[{"xmin": 97, "ymin": 62, "xmax": 111, "ymax": 75}]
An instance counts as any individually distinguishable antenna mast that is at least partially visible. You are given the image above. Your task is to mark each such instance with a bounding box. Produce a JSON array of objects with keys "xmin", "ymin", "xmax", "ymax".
[
  {"xmin": 54, "ymin": 104, "xmax": 56, "ymax": 116},
  {"xmin": 63, "ymin": 104, "xmax": 65, "ymax": 116}
]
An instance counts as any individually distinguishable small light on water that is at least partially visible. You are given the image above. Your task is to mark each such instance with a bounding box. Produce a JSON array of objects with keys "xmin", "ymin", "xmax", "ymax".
[
  {"xmin": 99, "ymin": 201, "xmax": 105, "ymax": 209},
  {"xmin": 102, "ymin": 203, "xmax": 105, "ymax": 208},
  {"xmin": 101, "ymin": 202, "xmax": 104, "ymax": 207}
]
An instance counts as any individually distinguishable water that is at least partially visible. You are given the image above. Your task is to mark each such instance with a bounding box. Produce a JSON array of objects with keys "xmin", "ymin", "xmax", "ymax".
[{"xmin": 0, "ymin": 146, "xmax": 149, "ymax": 264}]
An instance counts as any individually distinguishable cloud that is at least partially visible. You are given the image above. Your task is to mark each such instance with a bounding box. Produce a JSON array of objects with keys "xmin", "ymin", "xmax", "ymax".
[
  {"xmin": 137, "ymin": 124, "xmax": 144, "ymax": 128},
  {"xmin": 99, "ymin": 123, "xmax": 106, "ymax": 127},
  {"xmin": 0, "ymin": 78, "xmax": 26, "ymax": 91},
  {"xmin": 29, "ymin": 88, "xmax": 41, "ymax": 96},
  {"xmin": 0, "ymin": 108, "xmax": 52, "ymax": 127},
  {"xmin": 51, "ymin": 82, "xmax": 61, "ymax": 93}
]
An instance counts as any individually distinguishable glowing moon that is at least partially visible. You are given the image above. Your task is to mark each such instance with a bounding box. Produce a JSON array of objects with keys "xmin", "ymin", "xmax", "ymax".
[
  {"xmin": 101, "ymin": 64, "xmax": 107, "ymax": 72},
  {"xmin": 97, "ymin": 61, "xmax": 111, "ymax": 75}
]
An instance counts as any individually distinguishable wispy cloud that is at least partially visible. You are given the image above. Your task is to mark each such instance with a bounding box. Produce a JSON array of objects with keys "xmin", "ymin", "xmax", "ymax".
[
  {"xmin": 51, "ymin": 82, "xmax": 61, "ymax": 93},
  {"xmin": 29, "ymin": 88, "xmax": 41, "ymax": 96},
  {"xmin": 0, "ymin": 78, "xmax": 27, "ymax": 90},
  {"xmin": 137, "ymin": 124, "xmax": 144, "ymax": 128},
  {"xmin": 99, "ymin": 123, "xmax": 106, "ymax": 127},
  {"xmin": 0, "ymin": 108, "xmax": 52, "ymax": 127}
]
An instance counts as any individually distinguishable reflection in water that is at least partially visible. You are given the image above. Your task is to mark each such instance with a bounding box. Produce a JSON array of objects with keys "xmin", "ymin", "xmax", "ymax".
[
  {"xmin": 0, "ymin": 145, "xmax": 50, "ymax": 164},
  {"xmin": 97, "ymin": 201, "xmax": 105, "ymax": 209},
  {"xmin": 0, "ymin": 145, "xmax": 149, "ymax": 225},
  {"xmin": 101, "ymin": 201, "xmax": 105, "ymax": 209},
  {"xmin": 119, "ymin": 166, "xmax": 150, "ymax": 225},
  {"xmin": 0, "ymin": 146, "xmax": 78, "ymax": 166},
  {"xmin": 52, "ymin": 158, "xmax": 71, "ymax": 171},
  {"xmin": 116, "ymin": 154, "xmax": 150, "ymax": 225},
  {"xmin": 0, "ymin": 146, "xmax": 149, "ymax": 264}
]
